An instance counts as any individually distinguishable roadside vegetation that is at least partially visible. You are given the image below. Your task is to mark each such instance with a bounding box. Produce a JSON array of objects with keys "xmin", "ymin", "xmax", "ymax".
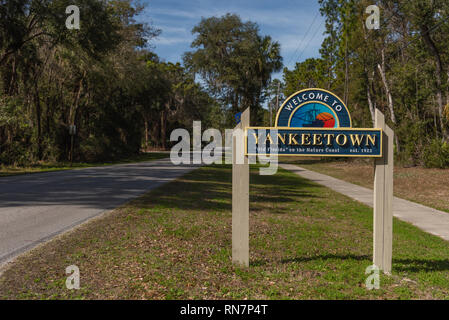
[
  {"xmin": 0, "ymin": 2, "xmax": 281, "ymax": 166},
  {"xmin": 1, "ymin": 165, "xmax": 448, "ymax": 300}
]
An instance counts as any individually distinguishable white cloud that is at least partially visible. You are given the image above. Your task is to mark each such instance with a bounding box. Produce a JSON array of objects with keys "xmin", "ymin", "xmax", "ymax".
[
  {"xmin": 142, "ymin": 1, "xmax": 326, "ymax": 67},
  {"xmin": 149, "ymin": 6, "xmax": 321, "ymax": 29},
  {"xmin": 154, "ymin": 36, "xmax": 193, "ymax": 45},
  {"xmin": 157, "ymin": 26, "xmax": 190, "ymax": 34}
]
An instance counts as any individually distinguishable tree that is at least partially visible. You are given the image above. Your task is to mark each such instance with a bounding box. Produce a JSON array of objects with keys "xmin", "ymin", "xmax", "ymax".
[
  {"xmin": 283, "ymin": 58, "xmax": 328, "ymax": 97},
  {"xmin": 184, "ymin": 13, "xmax": 282, "ymax": 125},
  {"xmin": 0, "ymin": 0, "xmax": 162, "ymax": 163}
]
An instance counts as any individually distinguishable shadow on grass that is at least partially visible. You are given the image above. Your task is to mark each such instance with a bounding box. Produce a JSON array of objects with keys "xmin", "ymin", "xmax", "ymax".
[
  {"xmin": 250, "ymin": 166, "xmax": 323, "ymax": 214},
  {"xmin": 281, "ymin": 254, "xmax": 372, "ymax": 264},
  {"xmin": 252, "ymin": 254, "xmax": 449, "ymax": 273},
  {"xmin": 133, "ymin": 165, "xmax": 324, "ymax": 213},
  {"xmin": 251, "ymin": 253, "xmax": 371, "ymax": 267},
  {"xmin": 394, "ymin": 259, "xmax": 449, "ymax": 272}
]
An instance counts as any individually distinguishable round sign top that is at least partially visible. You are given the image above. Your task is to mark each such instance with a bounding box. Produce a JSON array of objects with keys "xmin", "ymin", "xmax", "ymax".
[{"xmin": 275, "ymin": 88, "xmax": 352, "ymax": 128}]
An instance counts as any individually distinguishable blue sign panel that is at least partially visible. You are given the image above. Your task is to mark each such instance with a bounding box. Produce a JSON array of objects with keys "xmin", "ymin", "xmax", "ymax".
[
  {"xmin": 246, "ymin": 128, "xmax": 382, "ymax": 157},
  {"xmin": 276, "ymin": 88, "xmax": 352, "ymax": 128},
  {"xmin": 235, "ymin": 112, "xmax": 242, "ymax": 124}
]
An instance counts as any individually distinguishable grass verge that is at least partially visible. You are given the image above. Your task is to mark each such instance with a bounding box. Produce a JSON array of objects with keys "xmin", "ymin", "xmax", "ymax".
[
  {"xmin": 0, "ymin": 152, "xmax": 169, "ymax": 177},
  {"xmin": 281, "ymin": 158, "xmax": 449, "ymax": 214},
  {"xmin": 0, "ymin": 164, "xmax": 448, "ymax": 299}
]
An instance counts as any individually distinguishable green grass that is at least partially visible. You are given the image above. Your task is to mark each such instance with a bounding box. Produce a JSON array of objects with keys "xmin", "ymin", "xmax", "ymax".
[
  {"xmin": 0, "ymin": 152, "xmax": 169, "ymax": 177},
  {"xmin": 0, "ymin": 164, "xmax": 448, "ymax": 299}
]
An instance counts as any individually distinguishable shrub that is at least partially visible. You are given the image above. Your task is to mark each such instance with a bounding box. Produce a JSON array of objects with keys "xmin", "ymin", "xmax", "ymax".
[{"xmin": 423, "ymin": 139, "xmax": 449, "ymax": 168}]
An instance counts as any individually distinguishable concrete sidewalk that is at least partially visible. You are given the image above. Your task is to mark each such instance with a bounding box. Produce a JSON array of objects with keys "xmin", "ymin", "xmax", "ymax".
[{"xmin": 280, "ymin": 163, "xmax": 449, "ymax": 242}]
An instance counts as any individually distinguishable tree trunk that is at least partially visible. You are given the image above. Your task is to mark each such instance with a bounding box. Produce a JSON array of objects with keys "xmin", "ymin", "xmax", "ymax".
[
  {"xmin": 446, "ymin": 70, "xmax": 449, "ymax": 106},
  {"xmin": 420, "ymin": 24, "xmax": 448, "ymax": 140},
  {"xmin": 362, "ymin": 24, "xmax": 376, "ymax": 125},
  {"xmin": 344, "ymin": 36, "xmax": 349, "ymax": 106},
  {"xmin": 70, "ymin": 76, "xmax": 84, "ymax": 124},
  {"xmin": 377, "ymin": 49, "xmax": 400, "ymax": 153},
  {"xmin": 377, "ymin": 51, "xmax": 396, "ymax": 124},
  {"xmin": 144, "ymin": 115, "xmax": 149, "ymax": 151},
  {"xmin": 366, "ymin": 84, "xmax": 376, "ymax": 125},
  {"xmin": 161, "ymin": 107, "xmax": 167, "ymax": 150},
  {"xmin": 34, "ymin": 82, "xmax": 42, "ymax": 160},
  {"xmin": 151, "ymin": 118, "xmax": 160, "ymax": 148},
  {"xmin": 366, "ymin": 69, "xmax": 376, "ymax": 125}
]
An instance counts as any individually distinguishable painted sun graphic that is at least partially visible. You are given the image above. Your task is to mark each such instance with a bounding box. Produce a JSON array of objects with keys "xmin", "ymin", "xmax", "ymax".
[{"xmin": 316, "ymin": 112, "xmax": 335, "ymax": 127}]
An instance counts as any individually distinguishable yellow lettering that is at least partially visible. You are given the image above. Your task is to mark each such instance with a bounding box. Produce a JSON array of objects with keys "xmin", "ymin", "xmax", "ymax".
[
  {"xmin": 313, "ymin": 134, "xmax": 323, "ymax": 146},
  {"xmin": 277, "ymin": 133, "xmax": 286, "ymax": 144},
  {"xmin": 324, "ymin": 134, "xmax": 335, "ymax": 146},
  {"xmin": 252, "ymin": 133, "xmax": 259, "ymax": 144},
  {"xmin": 289, "ymin": 134, "xmax": 299, "ymax": 145},
  {"xmin": 366, "ymin": 134, "xmax": 376, "ymax": 146},
  {"xmin": 350, "ymin": 134, "xmax": 364, "ymax": 146},
  {"xmin": 336, "ymin": 134, "xmax": 348, "ymax": 146},
  {"xmin": 265, "ymin": 133, "xmax": 274, "ymax": 144},
  {"xmin": 301, "ymin": 133, "xmax": 311, "ymax": 145}
]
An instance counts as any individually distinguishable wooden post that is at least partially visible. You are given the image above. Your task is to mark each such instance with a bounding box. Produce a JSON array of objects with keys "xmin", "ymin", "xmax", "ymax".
[
  {"xmin": 373, "ymin": 109, "xmax": 394, "ymax": 273},
  {"xmin": 232, "ymin": 108, "xmax": 250, "ymax": 267},
  {"xmin": 383, "ymin": 124, "xmax": 394, "ymax": 273}
]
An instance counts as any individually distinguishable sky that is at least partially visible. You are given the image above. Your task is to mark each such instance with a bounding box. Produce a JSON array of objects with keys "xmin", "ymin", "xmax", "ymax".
[{"xmin": 138, "ymin": 0, "xmax": 326, "ymax": 79}]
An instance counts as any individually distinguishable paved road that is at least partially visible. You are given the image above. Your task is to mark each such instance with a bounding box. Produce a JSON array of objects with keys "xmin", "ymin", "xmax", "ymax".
[
  {"xmin": 0, "ymin": 158, "xmax": 199, "ymax": 266},
  {"xmin": 281, "ymin": 164, "xmax": 449, "ymax": 242}
]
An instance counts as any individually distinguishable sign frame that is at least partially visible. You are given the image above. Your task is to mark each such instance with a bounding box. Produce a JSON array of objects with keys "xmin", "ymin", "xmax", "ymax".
[
  {"xmin": 275, "ymin": 88, "xmax": 353, "ymax": 128},
  {"xmin": 244, "ymin": 126, "xmax": 384, "ymax": 158}
]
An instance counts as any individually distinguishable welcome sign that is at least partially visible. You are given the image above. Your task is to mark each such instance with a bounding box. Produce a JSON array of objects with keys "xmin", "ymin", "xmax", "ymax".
[
  {"xmin": 246, "ymin": 88, "xmax": 383, "ymax": 157},
  {"xmin": 234, "ymin": 89, "xmax": 394, "ymax": 273}
]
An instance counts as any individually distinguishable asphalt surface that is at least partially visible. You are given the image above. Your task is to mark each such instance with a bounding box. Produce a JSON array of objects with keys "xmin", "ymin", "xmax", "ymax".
[{"xmin": 0, "ymin": 158, "xmax": 199, "ymax": 266}]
